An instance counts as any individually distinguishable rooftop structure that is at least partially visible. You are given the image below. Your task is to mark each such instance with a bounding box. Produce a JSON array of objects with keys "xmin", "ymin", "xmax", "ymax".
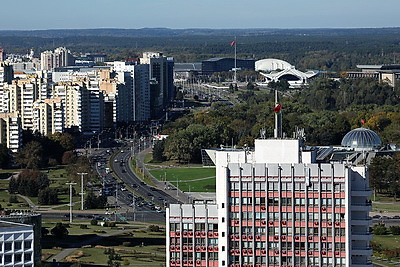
[{"xmin": 341, "ymin": 128, "xmax": 382, "ymax": 151}]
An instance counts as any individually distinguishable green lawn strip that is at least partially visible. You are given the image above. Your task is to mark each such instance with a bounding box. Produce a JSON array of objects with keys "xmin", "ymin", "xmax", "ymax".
[
  {"xmin": 42, "ymin": 221, "xmax": 166, "ymax": 265},
  {"xmin": 373, "ymin": 203, "xmax": 400, "ymax": 213},
  {"xmin": 149, "ymin": 167, "xmax": 216, "ymax": 192},
  {"xmin": 373, "ymin": 235, "xmax": 400, "ymax": 250},
  {"xmin": 372, "ymin": 259, "xmax": 400, "ymax": 267},
  {"xmin": 78, "ymin": 246, "xmax": 165, "ymax": 265}
]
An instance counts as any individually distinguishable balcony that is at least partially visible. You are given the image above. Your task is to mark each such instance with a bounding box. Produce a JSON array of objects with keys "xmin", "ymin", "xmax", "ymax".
[
  {"xmin": 351, "ymin": 202, "xmax": 372, "ymax": 212},
  {"xmin": 352, "ymin": 246, "xmax": 373, "ymax": 256},
  {"xmin": 351, "ymin": 217, "xmax": 372, "ymax": 226},
  {"xmin": 352, "ymin": 232, "xmax": 372, "ymax": 241},
  {"xmin": 352, "ymin": 189, "xmax": 372, "ymax": 197},
  {"xmin": 352, "ymin": 262, "xmax": 373, "ymax": 267}
]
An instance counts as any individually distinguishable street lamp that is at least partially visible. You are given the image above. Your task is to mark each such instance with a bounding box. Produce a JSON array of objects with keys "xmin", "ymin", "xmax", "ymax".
[
  {"xmin": 77, "ymin": 172, "xmax": 88, "ymax": 210},
  {"xmin": 66, "ymin": 182, "xmax": 77, "ymax": 223}
]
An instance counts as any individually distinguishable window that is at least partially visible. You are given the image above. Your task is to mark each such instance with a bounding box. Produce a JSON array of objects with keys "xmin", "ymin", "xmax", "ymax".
[
  {"xmin": 294, "ymin": 182, "xmax": 305, "ymax": 192},
  {"xmin": 281, "ymin": 197, "xmax": 292, "ymax": 205},
  {"xmin": 5, "ymin": 254, "xmax": 12, "ymax": 263},
  {"xmin": 15, "ymin": 241, "xmax": 22, "ymax": 250},
  {"xmin": 5, "ymin": 242, "xmax": 12, "ymax": 251},
  {"xmin": 170, "ymin": 223, "xmax": 180, "ymax": 231},
  {"xmin": 268, "ymin": 182, "xmax": 278, "ymax": 191},
  {"xmin": 242, "ymin": 197, "xmax": 252, "ymax": 205},
  {"xmin": 242, "ymin": 182, "xmax": 253, "ymax": 191},
  {"xmin": 15, "ymin": 253, "xmax": 22, "ymax": 262},
  {"xmin": 281, "ymin": 182, "xmax": 292, "ymax": 191}
]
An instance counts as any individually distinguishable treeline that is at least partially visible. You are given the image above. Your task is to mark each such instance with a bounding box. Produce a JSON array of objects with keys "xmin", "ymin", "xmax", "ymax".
[
  {"xmin": 1, "ymin": 31, "xmax": 400, "ymax": 71},
  {"xmin": 155, "ymin": 78, "xmax": 400, "ymax": 164}
]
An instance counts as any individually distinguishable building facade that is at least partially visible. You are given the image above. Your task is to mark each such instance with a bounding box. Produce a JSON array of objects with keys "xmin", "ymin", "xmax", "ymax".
[
  {"xmin": 167, "ymin": 138, "xmax": 372, "ymax": 267},
  {"xmin": 0, "ymin": 220, "xmax": 35, "ymax": 267}
]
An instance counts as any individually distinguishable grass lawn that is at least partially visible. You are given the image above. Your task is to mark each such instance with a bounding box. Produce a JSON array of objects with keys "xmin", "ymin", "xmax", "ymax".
[
  {"xmin": 150, "ymin": 167, "xmax": 216, "ymax": 192},
  {"xmin": 372, "ymin": 259, "xmax": 399, "ymax": 267},
  {"xmin": 373, "ymin": 202, "xmax": 400, "ymax": 213},
  {"xmin": 42, "ymin": 220, "xmax": 166, "ymax": 265},
  {"xmin": 373, "ymin": 235, "xmax": 400, "ymax": 250}
]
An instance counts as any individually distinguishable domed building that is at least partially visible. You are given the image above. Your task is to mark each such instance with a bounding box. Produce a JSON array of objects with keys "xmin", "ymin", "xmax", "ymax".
[{"xmin": 341, "ymin": 127, "xmax": 382, "ymax": 151}]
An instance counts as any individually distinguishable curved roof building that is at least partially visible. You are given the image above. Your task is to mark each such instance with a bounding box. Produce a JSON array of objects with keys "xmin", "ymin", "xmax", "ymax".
[
  {"xmin": 255, "ymin": 58, "xmax": 293, "ymax": 72},
  {"xmin": 341, "ymin": 127, "xmax": 382, "ymax": 150}
]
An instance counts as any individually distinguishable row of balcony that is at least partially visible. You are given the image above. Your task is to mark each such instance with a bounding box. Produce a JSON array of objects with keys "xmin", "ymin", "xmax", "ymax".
[
  {"xmin": 170, "ymin": 232, "xmax": 218, "ymax": 238},
  {"xmin": 170, "ymin": 246, "xmax": 218, "ymax": 252}
]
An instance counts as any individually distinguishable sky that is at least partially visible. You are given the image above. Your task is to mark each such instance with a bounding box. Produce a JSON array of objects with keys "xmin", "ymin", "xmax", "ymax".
[{"xmin": 1, "ymin": 0, "xmax": 399, "ymax": 30}]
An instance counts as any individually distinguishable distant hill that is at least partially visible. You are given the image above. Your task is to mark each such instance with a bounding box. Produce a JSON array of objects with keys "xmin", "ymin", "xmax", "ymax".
[{"xmin": 1, "ymin": 27, "xmax": 400, "ymax": 38}]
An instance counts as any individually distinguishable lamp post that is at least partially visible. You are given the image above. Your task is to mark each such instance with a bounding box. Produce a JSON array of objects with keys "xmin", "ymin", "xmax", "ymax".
[
  {"xmin": 66, "ymin": 182, "xmax": 77, "ymax": 223},
  {"xmin": 77, "ymin": 172, "xmax": 88, "ymax": 210}
]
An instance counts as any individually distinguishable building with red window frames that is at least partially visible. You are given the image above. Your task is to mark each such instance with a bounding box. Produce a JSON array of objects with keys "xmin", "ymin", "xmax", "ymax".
[{"xmin": 166, "ymin": 94, "xmax": 372, "ymax": 267}]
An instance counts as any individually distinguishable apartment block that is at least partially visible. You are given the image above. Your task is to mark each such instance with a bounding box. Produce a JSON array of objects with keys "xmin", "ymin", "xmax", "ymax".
[{"xmin": 0, "ymin": 113, "xmax": 22, "ymax": 153}]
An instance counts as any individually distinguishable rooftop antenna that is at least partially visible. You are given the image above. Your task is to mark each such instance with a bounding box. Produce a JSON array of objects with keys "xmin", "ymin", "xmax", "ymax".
[{"xmin": 273, "ymin": 90, "xmax": 282, "ymax": 139}]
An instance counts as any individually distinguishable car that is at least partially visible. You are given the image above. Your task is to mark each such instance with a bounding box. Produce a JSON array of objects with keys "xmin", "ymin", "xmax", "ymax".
[
  {"xmin": 372, "ymin": 215, "xmax": 381, "ymax": 219},
  {"xmin": 120, "ymin": 150, "xmax": 124, "ymax": 153},
  {"xmin": 121, "ymin": 169, "xmax": 126, "ymax": 173},
  {"xmin": 131, "ymin": 184, "xmax": 138, "ymax": 188},
  {"xmin": 121, "ymin": 187, "xmax": 126, "ymax": 191},
  {"xmin": 381, "ymin": 216, "xmax": 389, "ymax": 220},
  {"xmin": 147, "ymin": 193, "xmax": 153, "ymax": 196},
  {"xmin": 393, "ymin": 215, "xmax": 400, "ymax": 219}
]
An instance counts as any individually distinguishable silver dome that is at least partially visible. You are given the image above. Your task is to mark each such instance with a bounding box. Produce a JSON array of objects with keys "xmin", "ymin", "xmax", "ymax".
[{"xmin": 341, "ymin": 128, "xmax": 382, "ymax": 150}]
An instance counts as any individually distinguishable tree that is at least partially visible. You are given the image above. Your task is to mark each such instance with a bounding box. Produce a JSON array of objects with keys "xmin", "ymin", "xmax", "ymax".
[
  {"xmin": 15, "ymin": 141, "xmax": 43, "ymax": 169},
  {"xmin": 51, "ymin": 223, "xmax": 69, "ymax": 237},
  {"xmin": 85, "ymin": 192, "xmax": 107, "ymax": 209},
  {"xmin": 152, "ymin": 139, "xmax": 166, "ymax": 162},
  {"xmin": 9, "ymin": 170, "xmax": 49, "ymax": 197},
  {"xmin": 0, "ymin": 144, "xmax": 10, "ymax": 168},
  {"xmin": 61, "ymin": 151, "xmax": 77, "ymax": 165},
  {"xmin": 38, "ymin": 187, "xmax": 59, "ymax": 205}
]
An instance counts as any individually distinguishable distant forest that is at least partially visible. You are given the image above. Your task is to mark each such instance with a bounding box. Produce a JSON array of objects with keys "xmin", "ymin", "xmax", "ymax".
[{"xmin": 1, "ymin": 27, "xmax": 400, "ymax": 71}]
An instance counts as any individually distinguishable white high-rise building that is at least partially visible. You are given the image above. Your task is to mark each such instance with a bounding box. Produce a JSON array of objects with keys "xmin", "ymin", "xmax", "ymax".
[
  {"xmin": 114, "ymin": 62, "xmax": 150, "ymax": 122},
  {"xmin": 0, "ymin": 113, "xmax": 22, "ymax": 153}
]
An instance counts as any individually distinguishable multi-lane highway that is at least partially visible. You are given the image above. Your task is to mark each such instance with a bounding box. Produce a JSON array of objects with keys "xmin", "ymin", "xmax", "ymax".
[{"xmin": 89, "ymin": 139, "xmax": 181, "ymax": 223}]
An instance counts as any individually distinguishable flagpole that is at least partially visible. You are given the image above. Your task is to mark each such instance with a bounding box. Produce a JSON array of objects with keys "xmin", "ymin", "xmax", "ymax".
[{"xmin": 234, "ymin": 36, "xmax": 237, "ymax": 84}]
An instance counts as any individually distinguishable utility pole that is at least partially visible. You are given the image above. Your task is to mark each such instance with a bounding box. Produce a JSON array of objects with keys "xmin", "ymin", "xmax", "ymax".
[
  {"xmin": 66, "ymin": 182, "xmax": 77, "ymax": 223},
  {"xmin": 132, "ymin": 197, "xmax": 136, "ymax": 221},
  {"xmin": 77, "ymin": 172, "xmax": 88, "ymax": 210}
]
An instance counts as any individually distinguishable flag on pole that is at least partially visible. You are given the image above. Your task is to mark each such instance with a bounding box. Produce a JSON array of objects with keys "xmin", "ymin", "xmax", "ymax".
[
  {"xmin": 274, "ymin": 104, "xmax": 282, "ymax": 114},
  {"xmin": 230, "ymin": 40, "xmax": 236, "ymax": 46}
]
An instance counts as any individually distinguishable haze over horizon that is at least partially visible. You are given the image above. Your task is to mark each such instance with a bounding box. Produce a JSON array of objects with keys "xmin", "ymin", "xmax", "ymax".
[{"xmin": 1, "ymin": 0, "xmax": 399, "ymax": 31}]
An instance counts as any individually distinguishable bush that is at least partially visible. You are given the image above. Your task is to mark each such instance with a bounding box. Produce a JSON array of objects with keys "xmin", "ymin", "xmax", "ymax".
[
  {"xmin": 90, "ymin": 219, "xmax": 98, "ymax": 226},
  {"xmin": 122, "ymin": 242, "xmax": 131, "ymax": 247},
  {"xmin": 9, "ymin": 195, "xmax": 19, "ymax": 203},
  {"xmin": 390, "ymin": 226, "xmax": 400, "ymax": 235},
  {"xmin": 51, "ymin": 222, "xmax": 69, "ymax": 237},
  {"xmin": 148, "ymin": 225, "xmax": 160, "ymax": 232},
  {"xmin": 104, "ymin": 221, "xmax": 116, "ymax": 227},
  {"xmin": 373, "ymin": 224, "xmax": 388, "ymax": 235},
  {"xmin": 38, "ymin": 187, "xmax": 59, "ymax": 205}
]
